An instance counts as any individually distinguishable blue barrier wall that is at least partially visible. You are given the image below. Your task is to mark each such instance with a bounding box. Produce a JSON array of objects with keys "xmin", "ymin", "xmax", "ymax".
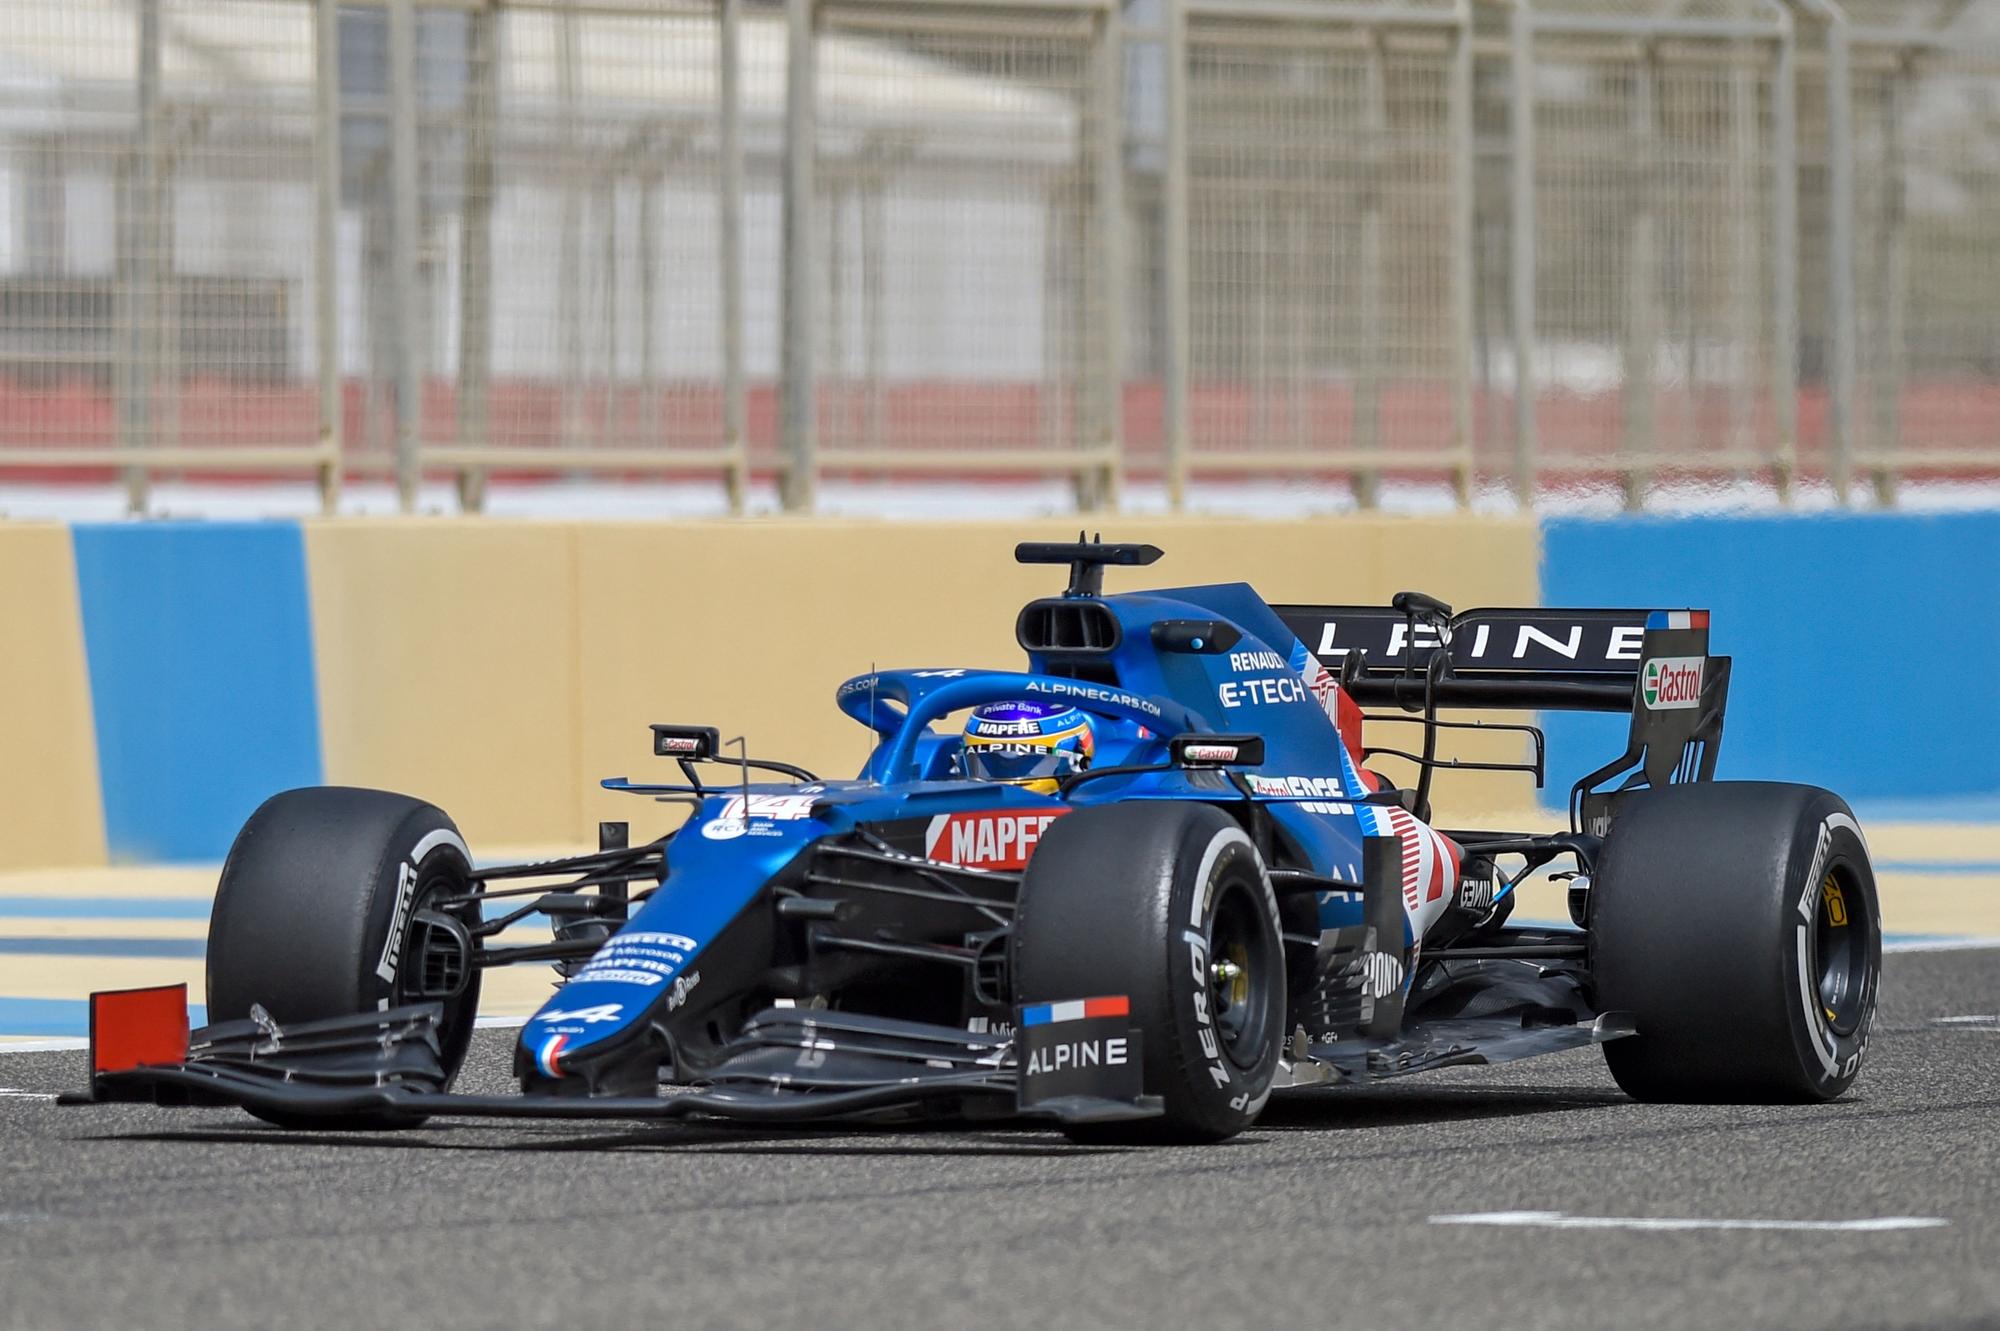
[
  {"xmin": 1540, "ymin": 512, "xmax": 2000, "ymax": 810},
  {"xmin": 71, "ymin": 522, "xmax": 324, "ymax": 862}
]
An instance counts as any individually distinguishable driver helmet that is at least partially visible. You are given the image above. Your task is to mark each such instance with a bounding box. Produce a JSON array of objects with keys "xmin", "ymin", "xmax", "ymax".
[{"xmin": 961, "ymin": 701, "xmax": 1095, "ymax": 795}]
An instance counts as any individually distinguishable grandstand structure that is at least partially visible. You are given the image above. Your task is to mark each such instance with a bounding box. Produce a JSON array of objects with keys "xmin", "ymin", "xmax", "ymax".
[{"xmin": 0, "ymin": 0, "xmax": 1991, "ymax": 512}]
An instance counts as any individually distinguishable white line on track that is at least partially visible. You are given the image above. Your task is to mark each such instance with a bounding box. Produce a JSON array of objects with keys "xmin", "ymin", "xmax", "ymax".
[
  {"xmin": 1884, "ymin": 937, "xmax": 2000, "ymax": 954},
  {"xmin": 1431, "ymin": 1211, "xmax": 1948, "ymax": 1233},
  {"xmin": 0, "ymin": 1088, "xmax": 58, "ymax": 1101}
]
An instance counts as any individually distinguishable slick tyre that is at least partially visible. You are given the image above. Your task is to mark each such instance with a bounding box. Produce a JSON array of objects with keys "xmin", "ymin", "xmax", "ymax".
[
  {"xmin": 207, "ymin": 787, "xmax": 482, "ymax": 1128},
  {"xmin": 1012, "ymin": 802, "xmax": 1283, "ymax": 1144},
  {"xmin": 1590, "ymin": 782, "xmax": 1880, "ymax": 1103}
]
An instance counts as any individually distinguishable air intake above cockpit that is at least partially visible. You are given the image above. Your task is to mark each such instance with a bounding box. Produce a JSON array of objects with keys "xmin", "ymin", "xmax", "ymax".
[{"xmin": 1016, "ymin": 598, "xmax": 1121, "ymax": 655}]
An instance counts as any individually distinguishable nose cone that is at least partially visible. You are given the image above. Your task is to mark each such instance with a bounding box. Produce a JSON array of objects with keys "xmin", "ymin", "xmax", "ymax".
[{"xmin": 518, "ymin": 794, "xmax": 824, "ymax": 1080}]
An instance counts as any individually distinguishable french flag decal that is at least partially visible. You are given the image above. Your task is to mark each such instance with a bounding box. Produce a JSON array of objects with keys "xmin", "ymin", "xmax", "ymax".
[
  {"xmin": 1646, "ymin": 609, "xmax": 1710, "ymax": 630},
  {"xmin": 1021, "ymin": 996, "xmax": 1130, "ymax": 1027},
  {"xmin": 536, "ymin": 1033, "xmax": 568, "ymax": 1078}
]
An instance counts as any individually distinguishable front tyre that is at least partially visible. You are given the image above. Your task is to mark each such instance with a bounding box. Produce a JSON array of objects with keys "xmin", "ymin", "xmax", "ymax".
[
  {"xmin": 207, "ymin": 787, "xmax": 483, "ymax": 1128},
  {"xmin": 1012, "ymin": 802, "xmax": 1284, "ymax": 1143},
  {"xmin": 1591, "ymin": 781, "xmax": 1880, "ymax": 1103}
]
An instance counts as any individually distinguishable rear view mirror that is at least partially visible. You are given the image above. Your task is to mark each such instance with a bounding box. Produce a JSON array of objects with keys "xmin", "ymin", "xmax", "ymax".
[{"xmin": 651, "ymin": 724, "xmax": 721, "ymax": 760}]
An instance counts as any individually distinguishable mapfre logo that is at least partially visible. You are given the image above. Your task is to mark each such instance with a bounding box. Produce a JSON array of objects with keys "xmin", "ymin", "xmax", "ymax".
[
  {"xmin": 925, "ymin": 810, "xmax": 1069, "ymax": 871},
  {"xmin": 1642, "ymin": 655, "xmax": 1704, "ymax": 710}
]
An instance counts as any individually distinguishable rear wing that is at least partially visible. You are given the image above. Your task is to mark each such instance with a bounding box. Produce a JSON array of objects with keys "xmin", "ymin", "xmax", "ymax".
[
  {"xmin": 1274, "ymin": 595, "xmax": 1730, "ymax": 826},
  {"xmin": 1275, "ymin": 599, "xmax": 1668, "ymax": 710}
]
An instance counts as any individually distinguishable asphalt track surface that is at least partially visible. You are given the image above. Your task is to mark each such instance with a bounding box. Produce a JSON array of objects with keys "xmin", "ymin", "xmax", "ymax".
[{"xmin": 2, "ymin": 948, "xmax": 1995, "ymax": 1331}]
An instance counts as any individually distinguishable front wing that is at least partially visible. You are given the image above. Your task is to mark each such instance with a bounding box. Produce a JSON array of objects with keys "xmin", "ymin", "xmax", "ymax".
[
  {"xmin": 63, "ymin": 982, "xmax": 1632, "ymax": 1128},
  {"xmin": 61, "ymin": 986, "xmax": 1162, "ymax": 1127}
]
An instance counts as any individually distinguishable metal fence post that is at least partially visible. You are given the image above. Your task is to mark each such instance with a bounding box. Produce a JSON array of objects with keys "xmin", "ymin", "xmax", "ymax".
[
  {"xmin": 719, "ymin": 0, "xmax": 748, "ymax": 513},
  {"xmin": 387, "ymin": 0, "xmax": 422, "ymax": 513},
  {"xmin": 780, "ymin": 0, "xmax": 818, "ymax": 512},
  {"xmin": 1447, "ymin": 0, "xmax": 1475, "ymax": 508},
  {"xmin": 556, "ymin": 5, "xmax": 584, "ymax": 467},
  {"xmin": 1870, "ymin": 52, "xmax": 1910, "ymax": 506},
  {"xmin": 456, "ymin": 2, "xmax": 496, "ymax": 513},
  {"xmin": 1161, "ymin": 0, "xmax": 1190, "ymax": 510},
  {"xmin": 1508, "ymin": 0, "xmax": 1538, "ymax": 508},
  {"xmin": 1354, "ymin": 33, "xmax": 1385, "ymax": 510},
  {"xmin": 1771, "ymin": 7, "xmax": 1799, "ymax": 503},
  {"xmin": 1822, "ymin": 4, "xmax": 1857, "ymax": 504},
  {"xmin": 863, "ymin": 173, "xmax": 885, "ymax": 456},
  {"xmin": 1089, "ymin": 0, "xmax": 1124, "ymax": 512},
  {"xmin": 1621, "ymin": 44, "xmax": 1657, "ymax": 511},
  {"xmin": 123, "ymin": 0, "xmax": 163, "ymax": 515},
  {"xmin": 639, "ymin": 155, "xmax": 659, "ymax": 443},
  {"xmin": 1729, "ymin": 54, "xmax": 1762, "ymax": 485},
  {"xmin": 313, "ymin": 0, "xmax": 344, "ymax": 514}
]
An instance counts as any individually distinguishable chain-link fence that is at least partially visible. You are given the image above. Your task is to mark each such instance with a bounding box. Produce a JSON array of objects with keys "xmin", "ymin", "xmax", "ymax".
[
  {"xmin": 337, "ymin": 0, "xmax": 751, "ymax": 506},
  {"xmin": 0, "ymin": 0, "xmax": 1992, "ymax": 512},
  {"xmin": 1841, "ymin": 3, "xmax": 2000, "ymax": 497},
  {"xmin": 0, "ymin": 0, "xmax": 337, "ymax": 505},
  {"xmin": 1182, "ymin": 6, "xmax": 1471, "ymax": 502},
  {"xmin": 1515, "ymin": 14, "xmax": 1793, "ymax": 502},
  {"xmin": 804, "ymin": 3, "xmax": 1116, "ymax": 501}
]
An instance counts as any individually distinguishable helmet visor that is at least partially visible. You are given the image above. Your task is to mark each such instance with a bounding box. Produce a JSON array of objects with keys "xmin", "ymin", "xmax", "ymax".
[{"xmin": 964, "ymin": 745, "xmax": 1084, "ymax": 783}]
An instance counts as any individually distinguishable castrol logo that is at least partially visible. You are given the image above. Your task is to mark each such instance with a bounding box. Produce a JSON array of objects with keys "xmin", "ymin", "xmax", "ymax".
[
  {"xmin": 1642, "ymin": 656, "xmax": 1704, "ymax": 710},
  {"xmin": 1179, "ymin": 744, "xmax": 1240, "ymax": 764}
]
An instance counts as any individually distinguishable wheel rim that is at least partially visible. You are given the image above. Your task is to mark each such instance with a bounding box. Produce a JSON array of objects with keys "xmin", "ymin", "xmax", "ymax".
[
  {"xmin": 1206, "ymin": 876, "xmax": 1278, "ymax": 1071},
  {"xmin": 396, "ymin": 852, "xmax": 481, "ymax": 1047},
  {"xmin": 1809, "ymin": 862, "xmax": 1871, "ymax": 1038}
]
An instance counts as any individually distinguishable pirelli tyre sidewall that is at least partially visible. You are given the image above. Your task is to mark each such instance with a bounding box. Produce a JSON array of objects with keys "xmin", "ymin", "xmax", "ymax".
[
  {"xmin": 1777, "ymin": 802, "xmax": 1879, "ymax": 1097},
  {"xmin": 208, "ymin": 786, "xmax": 482, "ymax": 1123},
  {"xmin": 1013, "ymin": 801, "xmax": 1284, "ymax": 1143},
  {"xmin": 1592, "ymin": 781, "xmax": 1880, "ymax": 1103}
]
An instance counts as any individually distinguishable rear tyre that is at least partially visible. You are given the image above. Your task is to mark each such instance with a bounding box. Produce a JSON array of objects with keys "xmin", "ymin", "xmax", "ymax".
[
  {"xmin": 207, "ymin": 787, "xmax": 483, "ymax": 1128},
  {"xmin": 1591, "ymin": 781, "xmax": 1879, "ymax": 1103},
  {"xmin": 1012, "ymin": 802, "xmax": 1284, "ymax": 1144}
]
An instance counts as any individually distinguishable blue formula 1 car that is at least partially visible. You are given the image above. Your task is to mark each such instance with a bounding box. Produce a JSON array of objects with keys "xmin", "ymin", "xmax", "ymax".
[{"xmin": 72, "ymin": 540, "xmax": 1881, "ymax": 1143}]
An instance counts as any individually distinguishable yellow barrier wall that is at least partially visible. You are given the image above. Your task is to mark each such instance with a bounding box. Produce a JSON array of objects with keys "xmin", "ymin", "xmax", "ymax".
[
  {"xmin": 0, "ymin": 525, "xmax": 106, "ymax": 869},
  {"xmin": 306, "ymin": 518, "xmax": 1537, "ymax": 852},
  {"xmin": 304, "ymin": 522, "xmax": 584, "ymax": 846}
]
